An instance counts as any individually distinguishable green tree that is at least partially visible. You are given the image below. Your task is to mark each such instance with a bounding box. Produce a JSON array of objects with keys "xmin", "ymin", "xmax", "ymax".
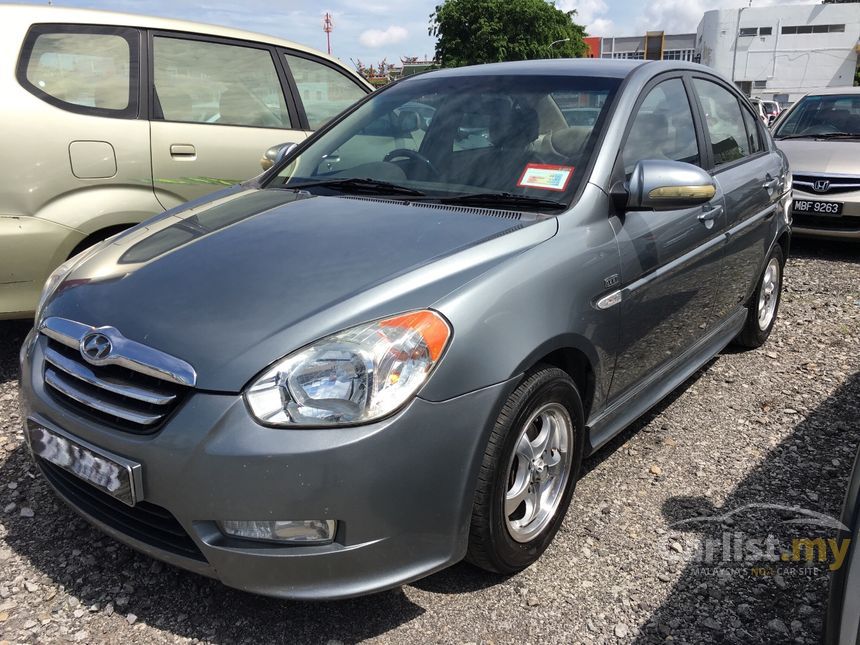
[{"xmin": 429, "ymin": 0, "xmax": 587, "ymax": 68}]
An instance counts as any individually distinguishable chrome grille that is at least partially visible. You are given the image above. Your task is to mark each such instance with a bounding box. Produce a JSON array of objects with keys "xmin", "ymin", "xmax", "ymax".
[
  {"xmin": 793, "ymin": 174, "xmax": 860, "ymax": 196},
  {"xmin": 39, "ymin": 317, "xmax": 194, "ymax": 433}
]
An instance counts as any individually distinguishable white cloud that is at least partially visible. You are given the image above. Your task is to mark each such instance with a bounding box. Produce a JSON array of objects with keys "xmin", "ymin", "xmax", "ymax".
[
  {"xmin": 556, "ymin": 0, "xmax": 609, "ymax": 25},
  {"xmin": 555, "ymin": 0, "xmax": 614, "ymax": 38},
  {"xmin": 358, "ymin": 25, "xmax": 408, "ymax": 48},
  {"xmin": 587, "ymin": 17, "xmax": 615, "ymax": 37}
]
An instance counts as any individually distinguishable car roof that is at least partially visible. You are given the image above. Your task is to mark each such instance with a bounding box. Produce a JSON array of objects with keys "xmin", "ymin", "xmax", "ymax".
[
  {"xmin": 1, "ymin": 3, "xmax": 368, "ymax": 84},
  {"xmin": 799, "ymin": 86, "xmax": 860, "ymax": 97},
  {"xmin": 418, "ymin": 58, "xmax": 721, "ymax": 81}
]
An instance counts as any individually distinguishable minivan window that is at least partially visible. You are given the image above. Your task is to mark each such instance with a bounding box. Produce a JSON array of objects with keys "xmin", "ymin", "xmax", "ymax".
[
  {"xmin": 21, "ymin": 27, "xmax": 136, "ymax": 114},
  {"xmin": 622, "ymin": 78, "xmax": 699, "ymax": 174},
  {"xmin": 153, "ymin": 36, "xmax": 291, "ymax": 128},
  {"xmin": 285, "ymin": 54, "xmax": 370, "ymax": 129},
  {"xmin": 693, "ymin": 79, "xmax": 751, "ymax": 166},
  {"xmin": 268, "ymin": 74, "xmax": 620, "ymax": 209}
]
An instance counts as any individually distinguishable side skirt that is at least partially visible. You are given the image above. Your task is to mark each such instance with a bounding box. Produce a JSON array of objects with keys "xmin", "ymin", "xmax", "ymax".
[{"xmin": 585, "ymin": 307, "xmax": 747, "ymax": 453}]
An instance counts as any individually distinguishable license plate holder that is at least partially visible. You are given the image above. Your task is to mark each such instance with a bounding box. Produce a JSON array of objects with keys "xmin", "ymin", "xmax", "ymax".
[
  {"xmin": 793, "ymin": 200, "xmax": 843, "ymax": 216},
  {"xmin": 26, "ymin": 421, "xmax": 141, "ymax": 506}
]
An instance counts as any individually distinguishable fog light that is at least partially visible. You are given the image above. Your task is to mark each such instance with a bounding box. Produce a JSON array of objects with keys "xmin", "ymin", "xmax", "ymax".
[{"xmin": 220, "ymin": 519, "xmax": 336, "ymax": 544}]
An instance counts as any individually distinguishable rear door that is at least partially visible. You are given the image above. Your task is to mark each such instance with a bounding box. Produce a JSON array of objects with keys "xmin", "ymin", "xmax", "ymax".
[
  {"xmin": 690, "ymin": 76, "xmax": 784, "ymax": 323},
  {"xmin": 608, "ymin": 75, "xmax": 727, "ymax": 399},
  {"xmin": 149, "ymin": 32, "xmax": 306, "ymax": 209}
]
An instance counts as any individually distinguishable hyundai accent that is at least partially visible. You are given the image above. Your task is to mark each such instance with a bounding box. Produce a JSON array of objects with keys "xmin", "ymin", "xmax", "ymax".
[{"xmin": 19, "ymin": 59, "xmax": 792, "ymax": 599}]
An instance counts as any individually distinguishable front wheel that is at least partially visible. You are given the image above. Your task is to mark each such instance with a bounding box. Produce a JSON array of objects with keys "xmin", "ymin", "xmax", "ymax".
[
  {"xmin": 734, "ymin": 244, "xmax": 785, "ymax": 348},
  {"xmin": 466, "ymin": 366, "xmax": 585, "ymax": 574}
]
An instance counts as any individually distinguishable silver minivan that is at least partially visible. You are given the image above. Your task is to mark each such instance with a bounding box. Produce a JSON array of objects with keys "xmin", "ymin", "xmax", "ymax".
[{"xmin": 0, "ymin": 4, "xmax": 371, "ymax": 319}]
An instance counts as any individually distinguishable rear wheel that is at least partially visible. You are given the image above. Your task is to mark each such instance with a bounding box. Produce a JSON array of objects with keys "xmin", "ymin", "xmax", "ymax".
[
  {"xmin": 734, "ymin": 245, "xmax": 784, "ymax": 348},
  {"xmin": 466, "ymin": 366, "xmax": 584, "ymax": 574}
]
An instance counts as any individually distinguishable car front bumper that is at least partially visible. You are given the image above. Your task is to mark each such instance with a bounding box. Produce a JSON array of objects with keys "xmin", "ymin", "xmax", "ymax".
[
  {"xmin": 19, "ymin": 330, "xmax": 514, "ymax": 599},
  {"xmin": 791, "ymin": 188, "xmax": 860, "ymax": 241}
]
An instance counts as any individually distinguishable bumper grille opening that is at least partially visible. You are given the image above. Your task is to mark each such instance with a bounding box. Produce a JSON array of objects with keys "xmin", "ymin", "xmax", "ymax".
[
  {"xmin": 42, "ymin": 339, "xmax": 187, "ymax": 434},
  {"xmin": 38, "ymin": 457, "xmax": 206, "ymax": 562}
]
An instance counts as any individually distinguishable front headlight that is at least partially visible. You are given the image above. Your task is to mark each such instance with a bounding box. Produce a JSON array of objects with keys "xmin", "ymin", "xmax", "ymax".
[{"xmin": 245, "ymin": 310, "xmax": 451, "ymax": 426}]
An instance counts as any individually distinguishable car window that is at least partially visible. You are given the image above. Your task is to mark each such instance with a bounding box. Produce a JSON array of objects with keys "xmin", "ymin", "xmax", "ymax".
[
  {"xmin": 622, "ymin": 78, "xmax": 699, "ymax": 174},
  {"xmin": 741, "ymin": 107, "xmax": 764, "ymax": 154},
  {"xmin": 20, "ymin": 27, "xmax": 137, "ymax": 115},
  {"xmin": 693, "ymin": 79, "xmax": 751, "ymax": 166},
  {"xmin": 285, "ymin": 54, "xmax": 368, "ymax": 129},
  {"xmin": 153, "ymin": 36, "xmax": 291, "ymax": 129}
]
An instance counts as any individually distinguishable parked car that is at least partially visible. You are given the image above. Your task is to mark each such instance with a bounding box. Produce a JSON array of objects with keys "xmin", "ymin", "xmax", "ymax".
[
  {"xmin": 0, "ymin": 5, "xmax": 371, "ymax": 319},
  {"xmin": 772, "ymin": 87, "xmax": 860, "ymax": 240},
  {"xmin": 760, "ymin": 99, "xmax": 781, "ymax": 123},
  {"xmin": 749, "ymin": 98, "xmax": 771, "ymax": 125},
  {"xmin": 19, "ymin": 59, "xmax": 791, "ymax": 600}
]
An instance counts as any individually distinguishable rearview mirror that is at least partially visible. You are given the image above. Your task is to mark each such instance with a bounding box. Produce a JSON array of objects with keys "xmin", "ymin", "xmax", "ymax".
[
  {"xmin": 260, "ymin": 142, "xmax": 299, "ymax": 171},
  {"xmin": 624, "ymin": 160, "xmax": 716, "ymax": 211}
]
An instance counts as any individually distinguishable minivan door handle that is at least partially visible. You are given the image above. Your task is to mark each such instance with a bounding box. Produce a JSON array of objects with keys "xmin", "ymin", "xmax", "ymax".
[
  {"xmin": 698, "ymin": 204, "xmax": 723, "ymax": 228},
  {"xmin": 169, "ymin": 144, "xmax": 196, "ymax": 159}
]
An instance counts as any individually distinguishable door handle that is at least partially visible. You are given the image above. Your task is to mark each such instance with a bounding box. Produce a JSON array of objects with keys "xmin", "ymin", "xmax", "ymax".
[
  {"xmin": 169, "ymin": 144, "xmax": 196, "ymax": 159},
  {"xmin": 698, "ymin": 204, "xmax": 723, "ymax": 227},
  {"xmin": 763, "ymin": 177, "xmax": 779, "ymax": 192}
]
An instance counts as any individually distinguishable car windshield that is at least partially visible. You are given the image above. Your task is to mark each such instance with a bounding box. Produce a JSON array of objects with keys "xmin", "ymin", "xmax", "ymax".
[
  {"xmin": 265, "ymin": 74, "xmax": 620, "ymax": 210},
  {"xmin": 774, "ymin": 94, "xmax": 860, "ymax": 139}
]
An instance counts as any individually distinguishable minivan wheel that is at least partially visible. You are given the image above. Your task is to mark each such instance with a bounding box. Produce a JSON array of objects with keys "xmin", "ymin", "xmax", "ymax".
[
  {"xmin": 466, "ymin": 366, "xmax": 584, "ymax": 574},
  {"xmin": 734, "ymin": 245, "xmax": 784, "ymax": 349}
]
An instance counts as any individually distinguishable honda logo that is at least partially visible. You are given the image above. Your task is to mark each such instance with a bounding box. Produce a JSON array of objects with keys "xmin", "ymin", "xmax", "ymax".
[{"xmin": 813, "ymin": 179, "xmax": 831, "ymax": 193}]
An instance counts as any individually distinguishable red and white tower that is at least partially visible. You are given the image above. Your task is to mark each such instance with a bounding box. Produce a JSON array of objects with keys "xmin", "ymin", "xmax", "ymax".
[{"xmin": 323, "ymin": 12, "xmax": 333, "ymax": 55}]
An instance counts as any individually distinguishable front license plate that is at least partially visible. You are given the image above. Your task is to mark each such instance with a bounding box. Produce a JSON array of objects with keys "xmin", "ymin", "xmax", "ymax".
[
  {"xmin": 793, "ymin": 200, "xmax": 843, "ymax": 216},
  {"xmin": 26, "ymin": 423, "xmax": 138, "ymax": 506}
]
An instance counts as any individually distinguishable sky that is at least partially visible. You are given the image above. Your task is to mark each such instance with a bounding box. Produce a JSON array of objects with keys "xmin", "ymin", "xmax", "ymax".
[{"xmin": 21, "ymin": 0, "xmax": 821, "ymax": 69}]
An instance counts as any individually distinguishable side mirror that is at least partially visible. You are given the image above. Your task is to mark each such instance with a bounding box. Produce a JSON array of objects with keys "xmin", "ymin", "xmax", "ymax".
[
  {"xmin": 260, "ymin": 142, "xmax": 299, "ymax": 171},
  {"xmin": 623, "ymin": 160, "xmax": 716, "ymax": 211}
]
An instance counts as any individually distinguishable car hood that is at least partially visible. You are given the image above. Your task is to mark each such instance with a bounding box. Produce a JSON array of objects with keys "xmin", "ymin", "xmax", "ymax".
[
  {"xmin": 776, "ymin": 139, "xmax": 860, "ymax": 175},
  {"xmin": 45, "ymin": 188, "xmax": 557, "ymax": 391}
]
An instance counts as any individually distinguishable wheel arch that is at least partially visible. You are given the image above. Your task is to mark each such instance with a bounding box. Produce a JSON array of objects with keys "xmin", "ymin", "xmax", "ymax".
[{"xmin": 511, "ymin": 334, "xmax": 601, "ymax": 422}]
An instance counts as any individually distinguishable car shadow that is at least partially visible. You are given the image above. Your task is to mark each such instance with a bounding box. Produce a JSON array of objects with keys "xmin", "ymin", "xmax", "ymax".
[
  {"xmin": 790, "ymin": 237, "xmax": 860, "ymax": 265},
  {"xmin": 632, "ymin": 371, "xmax": 860, "ymax": 643}
]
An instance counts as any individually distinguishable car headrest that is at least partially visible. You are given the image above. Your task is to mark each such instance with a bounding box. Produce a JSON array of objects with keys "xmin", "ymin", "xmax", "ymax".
[
  {"xmin": 549, "ymin": 126, "xmax": 592, "ymax": 159},
  {"xmin": 489, "ymin": 100, "xmax": 539, "ymax": 149},
  {"xmin": 396, "ymin": 110, "xmax": 422, "ymax": 134}
]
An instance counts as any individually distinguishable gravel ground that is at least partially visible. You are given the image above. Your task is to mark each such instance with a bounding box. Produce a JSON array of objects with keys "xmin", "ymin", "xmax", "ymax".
[{"xmin": 0, "ymin": 238, "xmax": 858, "ymax": 645}]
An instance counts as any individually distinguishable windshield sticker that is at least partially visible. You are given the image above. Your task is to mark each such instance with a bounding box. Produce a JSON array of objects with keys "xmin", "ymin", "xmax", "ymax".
[{"xmin": 517, "ymin": 164, "xmax": 574, "ymax": 192}]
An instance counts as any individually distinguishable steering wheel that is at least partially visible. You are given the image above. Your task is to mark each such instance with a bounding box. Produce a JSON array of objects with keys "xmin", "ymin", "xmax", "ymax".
[{"xmin": 383, "ymin": 148, "xmax": 440, "ymax": 180}]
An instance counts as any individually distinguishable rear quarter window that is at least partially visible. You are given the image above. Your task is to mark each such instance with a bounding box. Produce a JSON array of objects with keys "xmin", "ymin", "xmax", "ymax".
[{"xmin": 17, "ymin": 24, "xmax": 139, "ymax": 118}]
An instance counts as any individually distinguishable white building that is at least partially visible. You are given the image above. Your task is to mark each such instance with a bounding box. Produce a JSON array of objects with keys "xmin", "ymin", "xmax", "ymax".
[{"xmin": 697, "ymin": 3, "xmax": 860, "ymax": 105}]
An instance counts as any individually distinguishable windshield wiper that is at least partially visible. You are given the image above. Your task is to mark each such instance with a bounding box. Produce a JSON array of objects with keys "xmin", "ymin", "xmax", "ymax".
[
  {"xmin": 283, "ymin": 177, "xmax": 426, "ymax": 197},
  {"xmin": 777, "ymin": 132, "xmax": 860, "ymax": 140},
  {"xmin": 433, "ymin": 192, "xmax": 567, "ymax": 211},
  {"xmin": 807, "ymin": 132, "xmax": 860, "ymax": 139}
]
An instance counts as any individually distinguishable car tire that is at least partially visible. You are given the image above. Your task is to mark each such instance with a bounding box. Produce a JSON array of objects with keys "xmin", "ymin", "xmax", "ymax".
[
  {"xmin": 466, "ymin": 365, "xmax": 585, "ymax": 574},
  {"xmin": 734, "ymin": 245, "xmax": 785, "ymax": 349}
]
